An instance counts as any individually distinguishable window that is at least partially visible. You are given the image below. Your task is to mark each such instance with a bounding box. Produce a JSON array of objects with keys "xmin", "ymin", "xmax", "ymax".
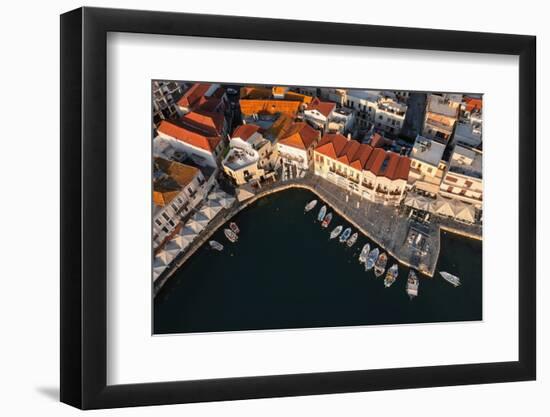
[
  {"xmin": 162, "ymin": 212, "xmax": 170, "ymax": 221},
  {"xmin": 155, "ymin": 218, "xmax": 162, "ymax": 226},
  {"xmin": 427, "ymin": 167, "xmax": 433, "ymax": 174},
  {"xmin": 446, "ymin": 176, "xmax": 458, "ymax": 183}
]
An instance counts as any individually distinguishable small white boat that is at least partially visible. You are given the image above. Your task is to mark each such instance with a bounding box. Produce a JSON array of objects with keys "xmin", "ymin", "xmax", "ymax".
[
  {"xmin": 374, "ymin": 252, "xmax": 388, "ymax": 277},
  {"xmin": 407, "ymin": 270, "xmax": 419, "ymax": 299},
  {"xmin": 347, "ymin": 232, "xmax": 358, "ymax": 247},
  {"xmin": 224, "ymin": 228, "xmax": 238, "ymax": 243},
  {"xmin": 305, "ymin": 199, "xmax": 318, "ymax": 212},
  {"xmin": 317, "ymin": 205, "xmax": 327, "ymax": 222},
  {"xmin": 209, "ymin": 240, "xmax": 224, "ymax": 251},
  {"xmin": 384, "ymin": 263, "xmax": 398, "ymax": 287},
  {"xmin": 365, "ymin": 247, "xmax": 379, "ymax": 271},
  {"xmin": 330, "ymin": 225, "xmax": 343, "ymax": 239},
  {"xmin": 359, "ymin": 243, "xmax": 370, "ymax": 263},
  {"xmin": 339, "ymin": 227, "xmax": 352, "ymax": 243},
  {"xmin": 229, "ymin": 222, "xmax": 240, "ymax": 234},
  {"xmin": 440, "ymin": 271, "xmax": 461, "ymax": 287},
  {"xmin": 321, "ymin": 212, "xmax": 333, "ymax": 228}
]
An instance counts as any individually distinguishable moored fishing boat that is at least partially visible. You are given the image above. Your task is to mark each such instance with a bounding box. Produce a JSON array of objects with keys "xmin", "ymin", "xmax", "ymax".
[
  {"xmin": 384, "ymin": 263, "xmax": 398, "ymax": 287},
  {"xmin": 209, "ymin": 240, "xmax": 224, "ymax": 251},
  {"xmin": 365, "ymin": 247, "xmax": 379, "ymax": 271},
  {"xmin": 358, "ymin": 243, "xmax": 370, "ymax": 263},
  {"xmin": 317, "ymin": 205, "xmax": 327, "ymax": 222},
  {"xmin": 440, "ymin": 271, "xmax": 461, "ymax": 287},
  {"xmin": 229, "ymin": 222, "xmax": 240, "ymax": 234},
  {"xmin": 339, "ymin": 227, "xmax": 352, "ymax": 243},
  {"xmin": 347, "ymin": 232, "xmax": 358, "ymax": 247},
  {"xmin": 224, "ymin": 228, "xmax": 238, "ymax": 243},
  {"xmin": 304, "ymin": 199, "xmax": 318, "ymax": 212},
  {"xmin": 321, "ymin": 212, "xmax": 333, "ymax": 228},
  {"xmin": 406, "ymin": 270, "xmax": 419, "ymax": 298},
  {"xmin": 374, "ymin": 252, "xmax": 388, "ymax": 277},
  {"xmin": 329, "ymin": 225, "xmax": 343, "ymax": 239}
]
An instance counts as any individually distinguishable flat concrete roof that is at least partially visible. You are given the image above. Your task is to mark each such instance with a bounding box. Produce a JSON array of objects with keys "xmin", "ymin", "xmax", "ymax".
[{"xmin": 410, "ymin": 135, "xmax": 446, "ymax": 167}]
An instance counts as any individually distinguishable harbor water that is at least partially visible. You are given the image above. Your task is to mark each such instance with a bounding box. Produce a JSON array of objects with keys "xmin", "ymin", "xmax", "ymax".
[{"xmin": 154, "ymin": 188, "xmax": 482, "ymax": 334}]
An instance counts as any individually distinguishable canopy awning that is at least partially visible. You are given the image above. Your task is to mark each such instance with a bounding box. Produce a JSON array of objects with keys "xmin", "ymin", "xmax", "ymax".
[
  {"xmin": 404, "ymin": 193, "xmax": 431, "ymax": 211},
  {"xmin": 153, "ymin": 250, "xmax": 173, "ymax": 282},
  {"xmin": 435, "ymin": 198, "xmax": 455, "ymax": 217},
  {"xmin": 179, "ymin": 226, "xmax": 198, "ymax": 246},
  {"xmin": 199, "ymin": 200, "xmax": 222, "ymax": 220},
  {"xmin": 455, "ymin": 203, "xmax": 476, "ymax": 223}
]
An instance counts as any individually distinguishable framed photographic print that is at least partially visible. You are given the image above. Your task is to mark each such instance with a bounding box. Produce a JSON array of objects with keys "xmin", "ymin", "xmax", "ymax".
[{"xmin": 60, "ymin": 6, "xmax": 536, "ymax": 409}]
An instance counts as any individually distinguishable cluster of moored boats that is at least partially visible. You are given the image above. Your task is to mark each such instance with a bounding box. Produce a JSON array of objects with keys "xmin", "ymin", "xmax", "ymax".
[
  {"xmin": 209, "ymin": 222, "xmax": 240, "ymax": 251},
  {"xmin": 306, "ymin": 199, "xmax": 462, "ymax": 297},
  {"xmin": 357, "ymin": 242, "xmax": 417, "ymax": 295}
]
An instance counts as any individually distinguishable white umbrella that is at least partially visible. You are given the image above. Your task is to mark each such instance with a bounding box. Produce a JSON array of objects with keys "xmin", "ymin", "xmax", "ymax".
[
  {"xmin": 429, "ymin": 197, "xmax": 446, "ymax": 214},
  {"xmin": 208, "ymin": 190, "xmax": 225, "ymax": 201},
  {"xmin": 218, "ymin": 193, "xmax": 236, "ymax": 208},
  {"xmin": 199, "ymin": 201, "xmax": 221, "ymax": 220},
  {"xmin": 436, "ymin": 198, "xmax": 455, "ymax": 217},
  {"xmin": 187, "ymin": 213, "xmax": 208, "ymax": 233},
  {"xmin": 153, "ymin": 250, "xmax": 172, "ymax": 282},
  {"xmin": 165, "ymin": 235, "xmax": 186, "ymax": 256},
  {"xmin": 404, "ymin": 194, "xmax": 417, "ymax": 208},
  {"xmin": 416, "ymin": 196, "xmax": 430, "ymax": 211},
  {"xmin": 455, "ymin": 203, "xmax": 475, "ymax": 223},
  {"xmin": 178, "ymin": 227, "xmax": 197, "ymax": 247}
]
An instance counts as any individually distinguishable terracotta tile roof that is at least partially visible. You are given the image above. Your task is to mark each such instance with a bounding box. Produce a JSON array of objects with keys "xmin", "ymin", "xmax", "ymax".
[
  {"xmin": 181, "ymin": 110, "xmax": 225, "ymax": 136},
  {"xmin": 155, "ymin": 157, "xmax": 200, "ymax": 186},
  {"xmin": 157, "ymin": 120, "xmax": 221, "ymax": 153},
  {"xmin": 177, "ymin": 83, "xmax": 212, "ymax": 108},
  {"xmin": 239, "ymin": 87, "xmax": 313, "ymax": 117},
  {"xmin": 365, "ymin": 149, "xmax": 410, "ymax": 180},
  {"xmin": 153, "ymin": 157, "xmax": 200, "ymax": 206},
  {"xmin": 315, "ymin": 133, "xmax": 349, "ymax": 159},
  {"xmin": 464, "ymin": 97, "xmax": 482, "ymax": 113},
  {"xmin": 315, "ymin": 133, "xmax": 409, "ymax": 180},
  {"xmin": 232, "ymin": 124, "xmax": 261, "ymax": 141},
  {"xmin": 307, "ymin": 97, "xmax": 336, "ymax": 118},
  {"xmin": 278, "ymin": 122, "xmax": 319, "ymax": 150},
  {"xmin": 370, "ymin": 133, "xmax": 392, "ymax": 148},
  {"xmin": 153, "ymin": 190, "xmax": 180, "ymax": 207},
  {"xmin": 394, "ymin": 156, "xmax": 411, "ymax": 180},
  {"xmin": 316, "ymin": 133, "xmax": 373, "ymax": 170},
  {"xmin": 350, "ymin": 143, "xmax": 373, "ymax": 170},
  {"xmin": 364, "ymin": 148, "xmax": 387, "ymax": 173},
  {"xmin": 263, "ymin": 113, "xmax": 295, "ymax": 141},
  {"xmin": 197, "ymin": 96, "xmax": 224, "ymax": 112}
]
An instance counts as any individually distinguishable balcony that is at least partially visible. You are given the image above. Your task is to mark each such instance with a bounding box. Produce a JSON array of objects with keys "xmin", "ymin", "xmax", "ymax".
[{"xmin": 279, "ymin": 152, "xmax": 304, "ymax": 164}]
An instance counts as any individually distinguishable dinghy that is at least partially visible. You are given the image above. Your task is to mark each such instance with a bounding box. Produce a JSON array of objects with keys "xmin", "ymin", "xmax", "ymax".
[
  {"xmin": 365, "ymin": 247, "xmax": 379, "ymax": 271},
  {"xmin": 359, "ymin": 243, "xmax": 370, "ymax": 263},
  {"xmin": 374, "ymin": 252, "xmax": 388, "ymax": 277}
]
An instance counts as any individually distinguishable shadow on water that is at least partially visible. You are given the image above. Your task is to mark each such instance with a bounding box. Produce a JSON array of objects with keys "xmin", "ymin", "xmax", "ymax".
[{"xmin": 154, "ymin": 188, "xmax": 482, "ymax": 334}]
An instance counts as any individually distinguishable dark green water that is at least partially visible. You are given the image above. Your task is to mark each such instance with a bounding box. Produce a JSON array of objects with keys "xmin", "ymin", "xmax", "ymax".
[{"xmin": 154, "ymin": 188, "xmax": 482, "ymax": 334}]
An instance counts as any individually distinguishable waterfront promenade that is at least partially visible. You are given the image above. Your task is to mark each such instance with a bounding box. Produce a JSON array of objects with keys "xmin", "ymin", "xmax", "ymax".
[{"xmin": 154, "ymin": 173, "xmax": 482, "ymax": 296}]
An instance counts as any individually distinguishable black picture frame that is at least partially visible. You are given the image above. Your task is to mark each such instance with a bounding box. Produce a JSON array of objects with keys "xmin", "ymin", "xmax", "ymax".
[{"xmin": 60, "ymin": 6, "xmax": 536, "ymax": 410}]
